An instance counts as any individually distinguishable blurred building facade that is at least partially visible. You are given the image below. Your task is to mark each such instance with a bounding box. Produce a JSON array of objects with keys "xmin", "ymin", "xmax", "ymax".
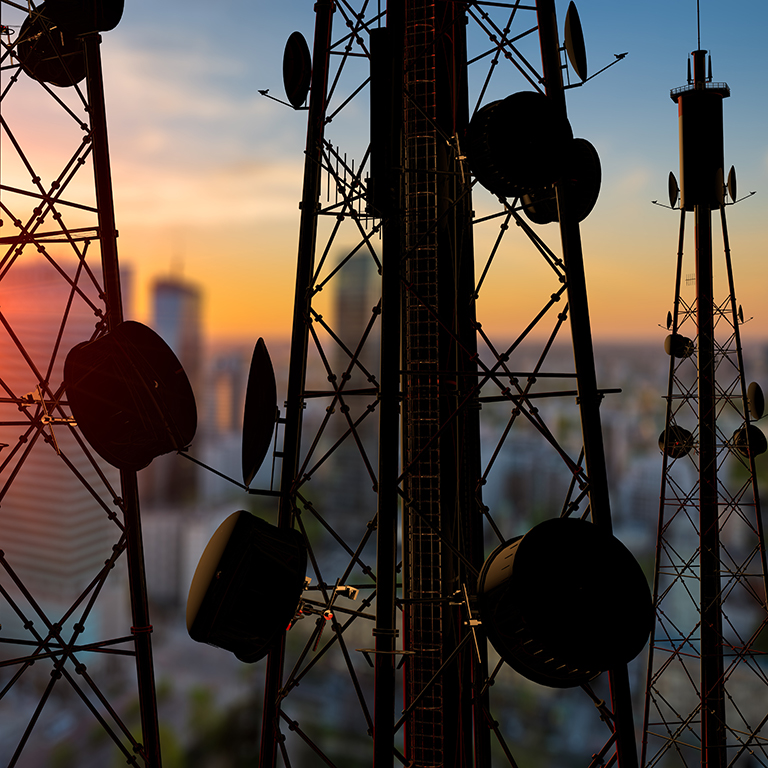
[
  {"xmin": 0, "ymin": 260, "xmax": 125, "ymax": 645},
  {"xmin": 140, "ymin": 276, "xmax": 203, "ymax": 508}
]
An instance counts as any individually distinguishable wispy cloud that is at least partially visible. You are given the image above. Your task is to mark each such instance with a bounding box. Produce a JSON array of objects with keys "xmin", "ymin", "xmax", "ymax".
[
  {"xmin": 113, "ymin": 157, "xmax": 304, "ymax": 226},
  {"xmin": 97, "ymin": 39, "xmax": 306, "ymax": 227}
]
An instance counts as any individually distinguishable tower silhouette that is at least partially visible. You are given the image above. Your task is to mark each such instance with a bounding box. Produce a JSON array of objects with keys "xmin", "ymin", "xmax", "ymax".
[
  {"xmin": 0, "ymin": 5, "xmax": 162, "ymax": 765},
  {"xmin": 642, "ymin": 48, "xmax": 768, "ymax": 768},
  {"xmin": 255, "ymin": 1, "xmax": 651, "ymax": 766}
]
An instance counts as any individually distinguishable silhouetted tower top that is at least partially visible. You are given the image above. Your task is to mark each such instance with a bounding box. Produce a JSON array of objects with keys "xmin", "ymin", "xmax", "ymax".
[{"xmin": 671, "ymin": 49, "xmax": 730, "ymax": 211}]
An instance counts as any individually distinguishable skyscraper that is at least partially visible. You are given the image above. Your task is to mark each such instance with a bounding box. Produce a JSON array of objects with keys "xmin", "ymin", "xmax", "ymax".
[
  {"xmin": 0, "ymin": 259, "xmax": 121, "ymax": 637},
  {"xmin": 140, "ymin": 276, "xmax": 202, "ymax": 506},
  {"xmin": 151, "ymin": 277, "xmax": 202, "ymax": 394}
]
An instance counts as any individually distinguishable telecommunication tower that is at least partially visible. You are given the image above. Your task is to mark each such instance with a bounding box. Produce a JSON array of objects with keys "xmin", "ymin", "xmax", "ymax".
[
  {"xmin": 187, "ymin": 1, "xmax": 654, "ymax": 766},
  {"xmin": 0, "ymin": 3, "xmax": 179, "ymax": 765},
  {"xmin": 642, "ymin": 44, "xmax": 768, "ymax": 768}
]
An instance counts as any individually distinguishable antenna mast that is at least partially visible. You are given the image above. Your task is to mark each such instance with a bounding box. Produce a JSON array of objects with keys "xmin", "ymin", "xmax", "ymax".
[
  {"xmin": 697, "ymin": 0, "xmax": 701, "ymax": 50},
  {"xmin": 642, "ymin": 35, "xmax": 768, "ymax": 768}
]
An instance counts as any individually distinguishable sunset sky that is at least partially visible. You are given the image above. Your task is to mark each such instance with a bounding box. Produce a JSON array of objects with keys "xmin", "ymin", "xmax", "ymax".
[{"xmin": 38, "ymin": 0, "xmax": 768, "ymax": 344}]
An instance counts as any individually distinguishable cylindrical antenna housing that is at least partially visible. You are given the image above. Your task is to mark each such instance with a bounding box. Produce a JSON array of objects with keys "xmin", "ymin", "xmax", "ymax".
[{"xmin": 671, "ymin": 50, "xmax": 729, "ymax": 210}]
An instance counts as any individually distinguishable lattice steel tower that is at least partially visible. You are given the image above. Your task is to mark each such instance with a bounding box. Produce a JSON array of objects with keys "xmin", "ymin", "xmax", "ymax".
[
  {"xmin": 238, "ymin": 1, "xmax": 654, "ymax": 766},
  {"xmin": 0, "ymin": 4, "xmax": 166, "ymax": 766},
  {"xmin": 642, "ymin": 46, "xmax": 768, "ymax": 768}
]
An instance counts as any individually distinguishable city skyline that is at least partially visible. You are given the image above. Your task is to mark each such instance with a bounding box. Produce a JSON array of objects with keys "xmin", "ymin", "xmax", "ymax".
[{"xmin": 6, "ymin": 0, "xmax": 763, "ymax": 344}]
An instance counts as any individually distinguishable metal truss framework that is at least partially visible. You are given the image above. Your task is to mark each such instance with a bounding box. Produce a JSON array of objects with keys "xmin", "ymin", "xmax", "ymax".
[
  {"xmin": 0, "ymin": 5, "xmax": 160, "ymax": 766},
  {"xmin": 642, "ymin": 204, "xmax": 768, "ymax": 768},
  {"xmin": 259, "ymin": 1, "xmax": 642, "ymax": 766}
]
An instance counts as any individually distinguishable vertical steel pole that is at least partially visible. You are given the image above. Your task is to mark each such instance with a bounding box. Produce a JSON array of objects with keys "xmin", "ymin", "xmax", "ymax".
[
  {"xmin": 433, "ymin": 2, "xmax": 489, "ymax": 762},
  {"xmin": 535, "ymin": 0, "xmax": 611, "ymax": 529},
  {"xmin": 371, "ymin": 11, "xmax": 404, "ymax": 765},
  {"xmin": 682, "ymin": 50, "xmax": 726, "ymax": 768},
  {"xmin": 259, "ymin": 3, "xmax": 334, "ymax": 765},
  {"xmin": 535, "ymin": 4, "xmax": 637, "ymax": 768},
  {"xmin": 696, "ymin": 201, "xmax": 725, "ymax": 768},
  {"xmin": 400, "ymin": 0, "xmax": 485, "ymax": 761},
  {"xmin": 400, "ymin": 0, "xmax": 447, "ymax": 759},
  {"xmin": 82, "ymin": 32, "xmax": 162, "ymax": 768},
  {"xmin": 83, "ymin": 33, "xmax": 123, "ymax": 326}
]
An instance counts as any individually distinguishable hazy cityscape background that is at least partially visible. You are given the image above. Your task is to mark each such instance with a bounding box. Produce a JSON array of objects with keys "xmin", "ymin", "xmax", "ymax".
[
  {"xmin": 1, "ymin": 254, "xmax": 766, "ymax": 766},
  {"xmin": 1, "ymin": 0, "xmax": 767, "ymax": 764}
]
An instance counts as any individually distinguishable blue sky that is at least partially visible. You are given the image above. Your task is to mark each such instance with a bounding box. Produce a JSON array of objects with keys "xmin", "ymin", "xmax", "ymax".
[{"xmin": 82, "ymin": 0, "xmax": 768, "ymax": 341}]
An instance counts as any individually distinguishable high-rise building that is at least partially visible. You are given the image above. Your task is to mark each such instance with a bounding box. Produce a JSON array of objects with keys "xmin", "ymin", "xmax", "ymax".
[
  {"xmin": 140, "ymin": 276, "xmax": 203, "ymax": 507},
  {"xmin": 0, "ymin": 260, "xmax": 122, "ymax": 637},
  {"xmin": 151, "ymin": 277, "xmax": 202, "ymax": 393}
]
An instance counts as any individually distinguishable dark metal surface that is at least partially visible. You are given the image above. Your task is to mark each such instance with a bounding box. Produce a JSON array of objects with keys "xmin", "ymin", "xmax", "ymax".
[
  {"xmin": 283, "ymin": 31, "xmax": 312, "ymax": 110},
  {"xmin": 187, "ymin": 512, "xmax": 307, "ymax": 662},
  {"xmin": 241, "ymin": 338, "xmax": 278, "ymax": 486},
  {"xmin": 478, "ymin": 518, "xmax": 652, "ymax": 688},
  {"xmin": 369, "ymin": 19, "xmax": 404, "ymax": 768},
  {"xmin": 16, "ymin": 3, "xmax": 87, "ymax": 86},
  {"xmin": 64, "ymin": 321, "xmax": 197, "ymax": 471}
]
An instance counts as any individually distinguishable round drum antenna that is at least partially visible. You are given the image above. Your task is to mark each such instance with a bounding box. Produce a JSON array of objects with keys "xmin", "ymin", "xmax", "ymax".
[
  {"xmin": 64, "ymin": 321, "xmax": 197, "ymax": 471},
  {"xmin": 46, "ymin": 0, "xmax": 124, "ymax": 35},
  {"xmin": 17, "ymin": 3, "xmax": 86, "ymax": 87},
  {"xmin": 477, "ymin": 517, "xmax": 652, "ymax": 688},
  {"xmin": 187, "ymin": 512, "xmax": 307, "ymax": 663},
  {"xmin": 466, "ymin": 91, "xmax": 573, "ymax": 199}
]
